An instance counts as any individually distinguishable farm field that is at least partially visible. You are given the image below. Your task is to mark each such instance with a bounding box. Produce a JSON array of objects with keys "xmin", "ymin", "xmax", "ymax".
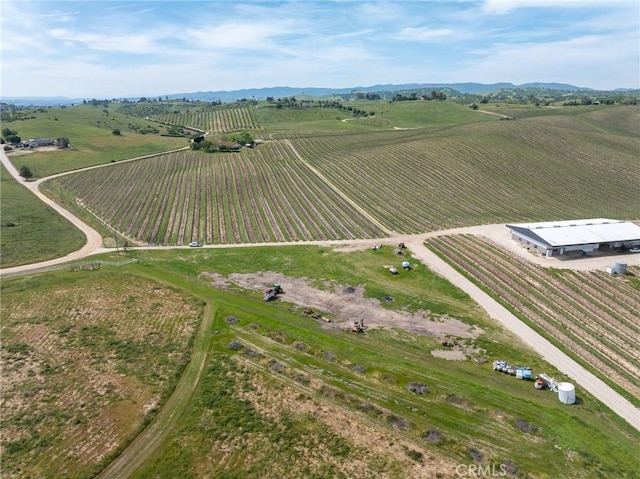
[
  {"xmin": 0, "ymin": 269, "xmax": 203, "ymax": 479},
  {"xmin": 2, "ymin": 101, "xmax": 640, "ymax": 478},
  {"xmin": 292, "ymin": 113, "xmax": 640, "ymax": 232},
  {"xmin": 56, "ymin": 144, "xmax": 387, "ymax": 246},
  {"xmin": 2, "ymin": 246, "xmax": 640, "ymax": 478},
  {"xmin": 427, "ymin": 234, "xmax": 640, "ymax": 407},
  {"xmin": 251, "ymin": 98, "xmax": 495, "ymax": 133},
  {"xmin": 150, "ymin": 104, "xmax": 260, "ymax": 134},
  {"xmin": 48, "ymin": 105, "xmax": 640, "ymax": 249},
  {"xmin": 0, "ymin": 164, "xmax": 85, "ymax": 268}
]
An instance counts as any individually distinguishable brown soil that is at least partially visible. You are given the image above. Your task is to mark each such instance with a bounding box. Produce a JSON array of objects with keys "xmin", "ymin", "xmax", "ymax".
[
  {"xmin": 202, "ymin": 271, "xmax": 483, "ymax": 347},
  {"xmin": 6, "ymin": 145, "xmax": 70, "ymax": 156}
]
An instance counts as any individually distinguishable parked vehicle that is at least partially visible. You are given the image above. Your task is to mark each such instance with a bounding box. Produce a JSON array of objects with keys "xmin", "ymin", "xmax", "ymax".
[{"xmin": 189, "ymin": 241, "xmax": 203, "ymax": 247}]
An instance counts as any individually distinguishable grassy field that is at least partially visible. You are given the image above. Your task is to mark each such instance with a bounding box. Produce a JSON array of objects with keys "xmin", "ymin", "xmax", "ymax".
[
  {"xmin": 0, "ymin": 164, "xmax": 85, "ymax": 268},
  {"xmin": 253, "ymin": 98, "xmax": 495, "ymax": 133},
  {"xmin": 3, "ymin": 104, "xmax": 187, "ymax": 177},
  {"xmin": 3, "ymin": 246, "xmax": 638, "ymax": 478},
  {"xmin": 0, "ymin": 268, "xmax": 203, "ymax": 478}
]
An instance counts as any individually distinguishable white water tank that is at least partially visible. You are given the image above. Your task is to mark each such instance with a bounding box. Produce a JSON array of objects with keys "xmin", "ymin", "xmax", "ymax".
[
  {"xmin": 614, "ymin": 261, "xmax": 627, "ymax": 275},
  {"xmin": 558, "ymin": 382, "xmax": 576, "ymax": 404}
]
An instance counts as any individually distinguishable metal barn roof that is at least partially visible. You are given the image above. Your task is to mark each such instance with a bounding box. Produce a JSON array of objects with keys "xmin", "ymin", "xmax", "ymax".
[{"xmin": 506, "ymin": 219, "xmax": 640, "ymax": 247}]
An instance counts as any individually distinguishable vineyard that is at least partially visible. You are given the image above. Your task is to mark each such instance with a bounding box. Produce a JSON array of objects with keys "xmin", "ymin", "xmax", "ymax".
[
  {"xmin": 150, "ymin": 105, "xmax": 259, "ymax": 133},
  {"xmin": 290, "ymin": 117, "xmax": 640, "ymax": 232},
  {"xmin": 58, "ymin": 143, "xmax": 385, "ymax": 245},
  {"xmin": 0, "ymin": 270, "xmax": 202, "ymax": 479},
  {"xmin": 54, "ymin": 110, "xmax": 640, "ymax": 246},
  {"xmin": 427, "ymin": 234, "xmax": 640, "ymax": 404}
]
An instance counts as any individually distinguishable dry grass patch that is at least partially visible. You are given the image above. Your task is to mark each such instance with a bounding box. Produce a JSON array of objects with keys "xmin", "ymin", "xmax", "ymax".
[
  {"xmin": 0, "ymin": 271, "xmax": 202, "ymax": 479},
  {"xmin": 232, "ymin": 355, "xmax": 457, "ymax": 478}
]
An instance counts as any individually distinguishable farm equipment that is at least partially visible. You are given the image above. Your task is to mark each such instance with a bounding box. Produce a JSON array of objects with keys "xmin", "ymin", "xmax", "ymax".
[
  {"xmin": 263, "ymin": 283, "xmax": 283, "ymax": 301},
  {"xmin": 536, "ymin": 373, "xmax": 558, "ymax": 392},
  {"xmin": 492, "ymin": 360, "xmax": 532, "ymax": 379},
  {"xmin": 303, "ymin": 308, "xmax": 331, "ymax": 322},
  {"xmin": 351, "ymin": 318, "xmax": 366, "ymax": 333}
]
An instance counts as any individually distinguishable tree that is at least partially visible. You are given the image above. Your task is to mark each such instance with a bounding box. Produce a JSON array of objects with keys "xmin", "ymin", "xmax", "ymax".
[
  {"xmin": 2, "ymin": 127, "xmax": 17, "ymax": 138},
  {"xmin": 112, "ymin": 129, "xmax": 121, "ymax": 136},
  {"xmin": 229, "ymin": 131, "xmax": 254, "ymax": 145},
  {"xmin": 19, "ymin": 165, "xmax": 34, "ymax": 181}
]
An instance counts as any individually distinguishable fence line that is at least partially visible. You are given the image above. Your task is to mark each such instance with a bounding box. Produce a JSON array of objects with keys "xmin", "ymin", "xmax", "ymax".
[{"xmin": 0, "ymin": 258, "xmax": 139, "ymax": 279}]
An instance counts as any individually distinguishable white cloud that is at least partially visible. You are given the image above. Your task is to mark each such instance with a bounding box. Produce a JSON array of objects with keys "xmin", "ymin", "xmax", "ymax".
[
  {"xmin": 395, "ymin": 27, "xmax": 455, "ymax": 41},
  {"xmin": 36, "ymin": 10, "xmax": 79, "ymax": 19},
  {"xmin": 457, "ymin": 32, "xmax": 639, "ymax": 89},
  {"xmin": 482, "ymin": 0, "xmax": 637, "ymax": 14},
  {"xmin": 47, "ymin": 28, "xmax": 163, "ymax": 54},
  {"xmin": 181, "ymin": 21, "xmax": 292, "ymax": 51}
]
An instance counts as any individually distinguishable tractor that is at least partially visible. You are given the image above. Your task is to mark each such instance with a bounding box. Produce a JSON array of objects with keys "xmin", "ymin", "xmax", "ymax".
[{"xmin": 263, "ymin": 283, "xmax": 283, "ymax": 301}]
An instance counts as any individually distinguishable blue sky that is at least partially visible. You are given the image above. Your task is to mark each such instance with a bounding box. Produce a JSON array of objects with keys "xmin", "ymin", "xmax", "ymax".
[{"xmin": 1, "ymin": 0, "xmax": 638, "ymax": 98}]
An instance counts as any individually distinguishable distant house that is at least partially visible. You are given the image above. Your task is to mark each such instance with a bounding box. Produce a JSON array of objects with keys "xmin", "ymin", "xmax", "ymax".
[{"xmin": 22, "ymin": 137, "xmax": 55, "ymax": 148}]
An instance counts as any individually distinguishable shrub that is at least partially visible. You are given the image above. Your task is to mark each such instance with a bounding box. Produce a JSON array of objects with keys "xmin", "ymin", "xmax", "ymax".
[
  {"xmin": 468, "ymin": 448, "xmax": 484, "ymax": 463},
  {"xmin": 407, "ymin": 382, "xmax": 429, "ymax": 394},
  {"xmin": 423, "ymin": 429, "xmax": 444, "ymax": 444},
  {"xmin": 515, "ymin": 418, "xmax": 538, "ymax": 434}
]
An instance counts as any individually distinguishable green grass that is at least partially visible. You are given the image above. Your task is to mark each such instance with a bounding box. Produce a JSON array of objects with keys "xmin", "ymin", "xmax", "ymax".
[
  {"xmin": 0, "ymin": 164, "xmax": 85, "ymax": 268},
  {"xmin": 3, "ymin": 104, "xmax": 187, "ymax": 176},
  {"xmin": 115, "ymin": 246, "xmax": 640, "ymax": 478},
  {"xmin": 253, "ymin": 99, "xmax": 495, "ymax": 133}
]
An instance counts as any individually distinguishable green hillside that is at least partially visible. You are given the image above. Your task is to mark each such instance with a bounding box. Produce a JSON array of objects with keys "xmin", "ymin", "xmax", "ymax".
[{"xmin": 2, "ymin": 104, "xmax": 187, "ymax": 177}]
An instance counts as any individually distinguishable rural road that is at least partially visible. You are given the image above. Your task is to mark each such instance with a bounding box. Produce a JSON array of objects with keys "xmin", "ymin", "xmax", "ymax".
[
  {"xmin": 0, "ymin": 149, "xmax": 107, "ymax": 266},
  {"xmin": 1, "ymin": 145, "xmax": 638, "ymax": 478}
]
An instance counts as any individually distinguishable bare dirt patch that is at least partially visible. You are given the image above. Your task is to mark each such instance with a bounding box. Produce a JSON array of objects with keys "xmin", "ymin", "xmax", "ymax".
[
  {"xmin": 6, "ymin": 145, "xmax": 71, "ymax": 157},
  {"xmin": 205, "ymin": 271, "xmax": 482, "ymax": 348}
]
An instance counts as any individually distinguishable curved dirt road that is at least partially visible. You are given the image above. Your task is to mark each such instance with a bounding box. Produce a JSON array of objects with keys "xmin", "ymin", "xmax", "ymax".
[{"xmin": 1, "ymin": 149, "xmax": 107, "ymax": 270}]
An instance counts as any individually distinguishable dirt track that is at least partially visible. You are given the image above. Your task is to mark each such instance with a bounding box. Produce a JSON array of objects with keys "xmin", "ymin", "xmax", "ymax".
[{"xmin": 1, "ymin": 146, "xmax": 638, "ymax": 479}]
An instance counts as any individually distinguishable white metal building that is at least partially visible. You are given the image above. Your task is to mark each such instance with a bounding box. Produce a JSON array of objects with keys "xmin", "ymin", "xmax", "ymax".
[{"xmin": 506, "ymin": 219, "xmax": 640, "ymax": 257}]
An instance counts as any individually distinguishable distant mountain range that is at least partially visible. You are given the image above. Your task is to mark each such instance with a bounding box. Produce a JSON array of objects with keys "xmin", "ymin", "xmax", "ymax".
[
  {"xmin": 2, "ymin": 82, "xmax": 631, "ymax": 106},
  {"xmin": 165, "ymin": 82, "xmax": 594, "ymax": 102}
]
